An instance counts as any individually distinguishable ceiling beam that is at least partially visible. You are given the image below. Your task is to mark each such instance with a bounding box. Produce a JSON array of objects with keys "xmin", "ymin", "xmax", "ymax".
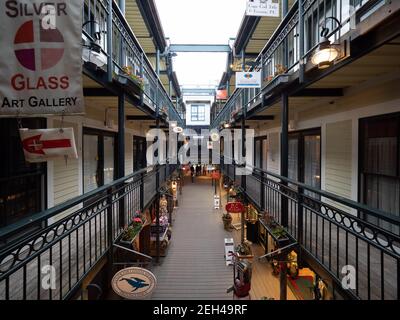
[
  {"xmin": 182, "ymin": 88, "xmax": 216, "ymax": 95},
  {"xmin": 247, "ymin": 115, "xmax": 275, "ymax": 121},
  {"xmin": 83, "ymin": 88, "xmax": 115, "ymax": 97},
  {"xmin": 126, "ymin": 115, "xmax": 155, "ymax": 121},
  {"xmin": 169, "ymin": 44, "xmax": 231, "ymax": 53},
  {"xmin": 292, "ymin": 88, "xmax": 344, "ymax": 97}
]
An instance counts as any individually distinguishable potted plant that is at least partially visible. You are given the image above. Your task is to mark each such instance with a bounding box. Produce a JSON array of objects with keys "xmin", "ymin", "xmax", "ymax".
[
  {"xmin": 271, "ymin": 225, "xmax": 289, "ymax": 245},
  {"xmin": 121, "ymin": 66, "xmax": 145, "ymax": 91},
  {"xmin": 235, "ymin": 242, "xmax": 253, "ymax": 259},
  {"xmin": 120, "ymin": 216, "xmax": 144, "ymax": 248},
  {"xmin": 222, "ymin": 213, "xmax": 233, "ymax": 231},
  {"xmin": 275, "ymin": 64, "xmax": 288, "ymax": 76}
]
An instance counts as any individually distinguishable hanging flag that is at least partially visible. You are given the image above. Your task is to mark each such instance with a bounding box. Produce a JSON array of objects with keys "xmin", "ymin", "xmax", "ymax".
[
  {"xmin": 246, "ymin": 0, "xmax": 280, "ymax": 17},
  {"xmin": 19, "ymin": 128, "xmax": 78, "ymax": 162},
  {"xmin": 0, "ymin": 1, "xmax": 84, "ymax": 115}
]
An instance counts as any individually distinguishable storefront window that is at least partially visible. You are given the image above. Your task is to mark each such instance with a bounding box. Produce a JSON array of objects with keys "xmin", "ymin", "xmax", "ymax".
[{"xmin": 360, "ymin": 114, "xmax": 400, "ymax": 233}]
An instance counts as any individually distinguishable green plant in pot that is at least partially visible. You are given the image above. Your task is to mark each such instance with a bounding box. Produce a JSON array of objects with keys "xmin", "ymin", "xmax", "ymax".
[
  {"xmin": 120, "ymin": 216, "xmax": 143, "ymax": 247},
  {"xmin": 235, "ymin": 242, "xmax": 253, "ymax": 257},
  {"xmin": 271, "ymin": 226, "xmax": 288, "ymax": 241},
  {"xmin": 222, "ymin": 213, "xmax": 233, "ymax": 231}
]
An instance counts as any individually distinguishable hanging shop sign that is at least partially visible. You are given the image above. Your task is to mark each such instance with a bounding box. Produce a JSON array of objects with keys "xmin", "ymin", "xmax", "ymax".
[
  {"xmin": 246, "ymin": 0, "xmax": 280, "ymax": 17},
  {"xmin": 214, "ymin": 195, "xmax": 220, "ymax": 209},
  {"xmin": 19, "ymin": 128, "xmax": 78, "ymax": 162},
  {"xmin": 216, "ymin": 89, "xmax": 228, "ymax": 100},
  {"xmin": 235, "ymin": 72, "xmax": 262, "ymax": 89},
  {"xmin": 212, "ymin": 171, "xmax": 221, "ymax": 180},
  {"xmin": 226, "ymin": 201, "xmax": 244, "ymax": 213},
  {"xmin": 111, "ymin": 267, "xmax": 157, "ymax": 300},
  {"xmin": 0, "ymin": 1, "xmax": 84, "ymax": 116}
]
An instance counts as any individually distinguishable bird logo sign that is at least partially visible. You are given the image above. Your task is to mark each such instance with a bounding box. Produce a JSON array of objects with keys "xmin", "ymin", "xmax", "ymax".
[{"xmin": 111, "ymin": 267, "xmax": 157, "ymax": 299}]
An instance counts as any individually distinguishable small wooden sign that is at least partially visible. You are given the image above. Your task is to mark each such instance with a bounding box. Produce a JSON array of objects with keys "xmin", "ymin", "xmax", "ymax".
[{"xmin": 225, "ymin": 202, "xmax": 244, "ymax": 213}]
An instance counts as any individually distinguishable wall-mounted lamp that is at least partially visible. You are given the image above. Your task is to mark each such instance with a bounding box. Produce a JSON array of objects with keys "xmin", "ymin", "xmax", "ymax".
[
  {"xmin": 311, "ymin": 17, "xmax": 342, "ymax": 69},
  {"xmin": 210, "ymin": 131, "xmax": 220, "ymax": 142},
  {"xmin": 82, "ymin": 20, "xmax": 107, "ymax": 68},
  {"xmin": 173, "ymin": 126, "xmax": 183, "ymax": 133}
]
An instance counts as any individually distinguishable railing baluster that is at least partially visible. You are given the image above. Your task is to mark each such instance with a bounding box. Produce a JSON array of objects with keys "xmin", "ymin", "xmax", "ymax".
[{"xmin": 59, "ymin": 240, "xmax": 62, "ymax": 300}]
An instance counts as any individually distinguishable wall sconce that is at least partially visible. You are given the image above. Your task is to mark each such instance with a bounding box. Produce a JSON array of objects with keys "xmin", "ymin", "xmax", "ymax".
[
  {"xmin": 311, "ymin": 17, "xmax": 342, "ymax": 69},
  {"xmin": 82, "ymin": 20, "xmax": 107, "ymax": 68},
  {"xmin": 173, "ymin": 126, "xmax": 183, "ymax": 133}
]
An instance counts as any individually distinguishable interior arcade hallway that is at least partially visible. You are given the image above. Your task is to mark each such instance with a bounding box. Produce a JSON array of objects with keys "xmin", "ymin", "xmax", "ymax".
[
  {"xmin": 151, "ymin": 176, "xmax": 232, "ymax": 300},
  {"xmin": 151, "ymin": 175, "xmax": 296, "ymax": 300}
]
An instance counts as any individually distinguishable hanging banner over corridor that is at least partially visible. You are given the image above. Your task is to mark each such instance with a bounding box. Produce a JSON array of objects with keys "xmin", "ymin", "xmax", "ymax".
[
  {"xmin": 246, "ymin": 0, "xmax": 280, "ymax": 17},
  {"xmin": 0, "ymin": 1, "xmax": 84, "ymax": 116}
]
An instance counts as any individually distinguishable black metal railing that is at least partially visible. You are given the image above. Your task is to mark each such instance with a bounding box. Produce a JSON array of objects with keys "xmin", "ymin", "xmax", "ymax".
[
  {"xmin": 221, "ymin": 160, "xmax": 400, "ymax": 300},
  {"xmin": 82, "ymin": 0, "xmax": 183, "ymax": 126},
  {"xmin": 0, "ymin": 163, "xmax": 177, "ymax": 300},
  {"xmin": 211, "ymin": 0, "xmax": 385, "ymax": 128}
]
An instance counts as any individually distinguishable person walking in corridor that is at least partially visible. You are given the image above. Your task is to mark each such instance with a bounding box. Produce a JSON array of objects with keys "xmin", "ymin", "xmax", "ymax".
[{"xmin": 190, "ymin": 164, "xmax": 195, "ymax": 183}]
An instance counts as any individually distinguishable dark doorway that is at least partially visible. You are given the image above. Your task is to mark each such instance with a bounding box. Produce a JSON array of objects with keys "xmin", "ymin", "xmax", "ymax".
[
  {"xmin": 83, "ymin": 128, "xmax": 117, "ymax": 194},
  {"xmin": 0, "ymin": 118, "xmax": 47, "ymax": 228},
  {"xmin": 133, "ymin": 136, "xmax": 147, "ymax": 171},
  {"xmin": 254, "ymin": 136, "xmax": 268, "ymax": 170},
  {"xmin": 288, "ymin": 128, "xmax": 321, "ymax": 195}
]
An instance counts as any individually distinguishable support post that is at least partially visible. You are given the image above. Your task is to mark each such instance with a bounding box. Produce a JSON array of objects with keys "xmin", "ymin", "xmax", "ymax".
[
  {"xmin": 280, "ymin": 93, "xmax": 289, "ymax": 228},
  {"xmin": 107, "ymin": 0, "xmax": 113, "ymax": 82},
  {"xmin": 156, "ymin": 49, "xmax": 160, "ymax": 77},
  {"xmin": 299, "ymin": 0, "xmax": 305, "ymax": 83},
  {"xmin": 282, "ymin": 0, "xmax": 289, "ymax": 17},
  {"xmin": 118, "ymin": 92, "xmax": 125, "ymax": 179},
  {"xmin": 118, "ymin": 92, "xmax": 125, "ymax": 227},
  {"xmin": 118, "ymin": 0, "xmax": 125, "ymax": 15},
  {"xmin": 155, "ymin": 81, "xmax": 161, "ymax": 263},
  {"xmin": 280, "ymin": 93, "xmax": 289, "ymax": 300},
  {"xmin": 279, "ymin": 259, "xmax": 288, "ymax": 300}
]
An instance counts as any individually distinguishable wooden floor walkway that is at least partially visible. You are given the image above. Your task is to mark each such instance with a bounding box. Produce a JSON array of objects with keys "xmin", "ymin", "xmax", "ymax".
[
  {"xmin": 151, "ymin": 175, "xmax": 296, "ymax": 300},
  {"xmin": 151, "ymin": 176, "xmax": 233, "ymax": 300}
]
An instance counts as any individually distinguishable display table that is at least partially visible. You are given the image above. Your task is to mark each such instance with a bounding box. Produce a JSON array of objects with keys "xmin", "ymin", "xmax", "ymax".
[{"xmin": 149, "ymin": 224, "xmax": 170, "ymax": 257}]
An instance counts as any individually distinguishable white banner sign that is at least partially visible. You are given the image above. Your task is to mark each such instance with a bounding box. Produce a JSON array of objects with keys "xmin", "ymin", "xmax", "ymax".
[
  {"xmin": 19, "ymin": 128, "xmax": 78, "ymax": 162},
  {"xmin": 246, "ymin": 0, "xmax": 280, "ymax": 17},
  {"xmin": 236, "ymin": 72, "xmax": 262, "ymax": 89},
  {"xmin": 0, "ymin": 1, "xmax": 84, "ymax": 115}
]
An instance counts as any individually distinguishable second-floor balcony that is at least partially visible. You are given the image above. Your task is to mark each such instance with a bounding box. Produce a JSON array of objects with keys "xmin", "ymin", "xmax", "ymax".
[
  {"xmin": 211, "ymin": 0, "xmax": 398, "ymax": 127},
  {"xmin": 81, "ymin": 0, "xmax": 183, "ymax": 126}
]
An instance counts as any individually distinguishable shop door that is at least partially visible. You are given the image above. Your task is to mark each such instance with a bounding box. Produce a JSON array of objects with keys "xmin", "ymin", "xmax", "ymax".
[
  {"xmin": 254, "ymin": 136, "xmax": 268, "ymax": 170},
  {"xmin": 83, "ymin": 128, "xmax": 116, "ymax": 193},
  {"xmin": 0, "ymin": 118, "xmax": 47, "ymax": 228},
  {"xmin": 288, "ymin": 129, "xmax": 321, "ymax": 196},
  {"xmin": 133, "ymin": 136, "xmax": 147, "ymax": 171}
]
